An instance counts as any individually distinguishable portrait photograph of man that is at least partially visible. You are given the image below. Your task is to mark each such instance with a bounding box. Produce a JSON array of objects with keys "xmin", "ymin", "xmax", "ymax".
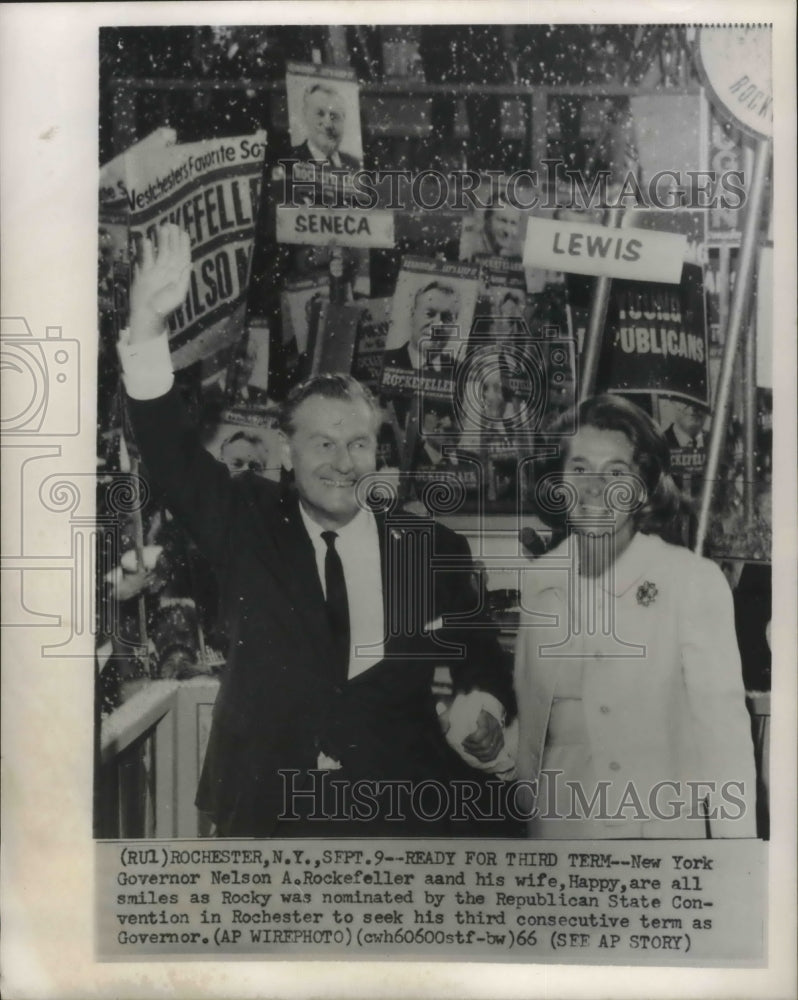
[
  {"xmin": 286, "ymin": 67, "xmax": 363, "ymax": 170},
  {"xmin": 381, "ymin": 259, "xmax": 481, "ymax": 376}
]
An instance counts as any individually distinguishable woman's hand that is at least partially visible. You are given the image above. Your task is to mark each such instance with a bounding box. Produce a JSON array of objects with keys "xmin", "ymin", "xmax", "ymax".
[
  {"xmin": 461, "ymin": 708, "xmax": 505, "ymax": 763},
  {"xmin": 129, "ymin": 223, "xmax": 192, "ymax": 344}
]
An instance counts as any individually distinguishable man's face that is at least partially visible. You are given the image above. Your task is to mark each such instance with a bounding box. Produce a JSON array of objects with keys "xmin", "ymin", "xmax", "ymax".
[
  {"xmin": 303, "ymin": 88, "xmax": 346, "ymax": 157},
  {"xmin": 422, "ymin": 408, "xmax": 453, "ymax": 449},
  {"xmin": 487, "ymin": 207, "xmax": 522, "ymax": 256},
  {"xmin": 222, "ymin": 437, "xmax": 269, "ymax": 477},
  {"xmin": 282, "ymin": 395, "xmax": 378, "ymax": 529},
  {"xmin": 410, "ymin": 287, "xmax": 458, "ymax": 350},
  {"xmin": 674, "ymin": 402, "xmax": 705, "ymax": 439},
  {"xmin": 499, "ymin": 293, "xmax": 525, "ymax": 319}
]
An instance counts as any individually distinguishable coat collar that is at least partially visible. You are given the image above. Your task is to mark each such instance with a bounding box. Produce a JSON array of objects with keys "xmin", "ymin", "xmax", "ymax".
[
  {"xmin": 597, "ymin": 531, "xmax": 659, "ymax": 597},
  {"xmin": 544, "ymin": 530, "xmax": 659, "ymax": 599}
]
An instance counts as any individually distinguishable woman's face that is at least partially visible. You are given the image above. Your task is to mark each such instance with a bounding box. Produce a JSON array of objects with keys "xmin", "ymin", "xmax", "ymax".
[{"xmin": 563, "ymin": 425, "xmax": 644, "ymax": 546}]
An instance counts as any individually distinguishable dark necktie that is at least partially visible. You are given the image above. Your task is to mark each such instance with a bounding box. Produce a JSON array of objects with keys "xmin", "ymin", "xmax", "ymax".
[{"xmin": 321, "ymin": 531, "xmax": 350, "ymax": 681}]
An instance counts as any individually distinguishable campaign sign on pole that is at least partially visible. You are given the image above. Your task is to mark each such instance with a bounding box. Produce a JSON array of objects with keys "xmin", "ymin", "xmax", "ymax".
[
  {"xmin": 697, "ymin": 26, "xmax": 772, "ymax": 140},
  {"xmin": 523, "ymin": 216, "xmax": 686, "ymax": 284},
  {"xmin": 599, "ymin": 263, "xmax": 709, "ymax": 406},
  {"xmin": 275, "ymin": 205, "xmax": 396, "ymax": 248},
  {"xmin": 124, "ymin": 132, "xmax": 267, "ymax": 370}
]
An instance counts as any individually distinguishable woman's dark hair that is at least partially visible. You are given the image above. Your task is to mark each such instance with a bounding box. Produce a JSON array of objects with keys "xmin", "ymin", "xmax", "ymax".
[{"xmin": 539, "ymin": 394, "xmax": 688, "ymax": 545}]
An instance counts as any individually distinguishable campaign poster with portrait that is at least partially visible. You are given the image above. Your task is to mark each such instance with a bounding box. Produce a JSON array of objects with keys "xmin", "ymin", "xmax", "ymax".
[
  {"xmin": 380, "ymin": 255, "xmax": 481, "ymax": 399},
  {"xmin": 204, "ymin": 403, "xmax": 283, "ymax": 483},
  {"xmin": 281, "ymin": 273, "xmax": 331, "ymax": 355},
  {"xmin": 285, "ymin": 62, "xmax": 363, "ymax": 170},
  {"xmin": 473, "ymin": 255, "xmax": 529, "ymax": 329},
  {"xmin": 657, "ymin": 393, "xmax": 709, "ymax": 499},
  {"xmin": 459, "ymin": 202, "xmax": 530, "ymax": 261}
]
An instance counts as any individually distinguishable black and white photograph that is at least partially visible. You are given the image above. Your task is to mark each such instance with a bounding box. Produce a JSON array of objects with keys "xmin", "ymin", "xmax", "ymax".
[
  {"xmin": 286, "ymin": 63, "xmax": 364, "ymax": 170},
  {"xmin": 1, "ymin": 4, "xmax": 795, "ymax": 999}
]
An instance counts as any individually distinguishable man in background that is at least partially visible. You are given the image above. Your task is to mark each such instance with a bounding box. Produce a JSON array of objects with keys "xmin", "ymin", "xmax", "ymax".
[{"xmin": 663, "ymin": 398, "xmax": 707, "ymax": 450}]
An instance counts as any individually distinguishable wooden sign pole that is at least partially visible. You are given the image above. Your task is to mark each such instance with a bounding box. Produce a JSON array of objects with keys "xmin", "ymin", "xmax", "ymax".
[{"xmin": 578, "ymin": 207, "xmax": 623, "ymax": 402}]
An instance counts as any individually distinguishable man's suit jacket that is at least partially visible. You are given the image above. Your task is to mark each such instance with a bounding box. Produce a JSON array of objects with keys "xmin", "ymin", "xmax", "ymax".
[
  {"xmin": 383, "ymin": 342, "xmax": 414, "ymax": 372},
  {"xmin": 289, "ymin": 140, "xmax": 361, "ymax": 171},
  {"xmin": 514, "ymin": 531, "xmax": 757, "ymax": 838},
  {"xmin": 663, "ymin": 424, "xmax": 705, "ymax": 450},
  {"xmin": 128, "ymin": 386, "xmax": 512, "ymax": 836}
]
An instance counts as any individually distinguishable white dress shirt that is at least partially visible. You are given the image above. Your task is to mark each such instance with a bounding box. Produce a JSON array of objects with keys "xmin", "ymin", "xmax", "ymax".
[
  {"xmin": 298, "ymin": 503, "xmax": 384, "ymax": 679},
  {"xmin": 117, "ymin": 329, "xmax": 174, "ymax": 400},
  {"xmin": 306, "ymin": 138, "xmax": 343, "ymax": 168},
  {"xmin": 669, "ymin": 422, "xmax": 705, "ymax": 449}
]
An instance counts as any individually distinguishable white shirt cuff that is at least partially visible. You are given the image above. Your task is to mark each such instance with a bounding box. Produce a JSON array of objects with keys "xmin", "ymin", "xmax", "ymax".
[
  {"xmin": 117, "ymin": 329, "xmax": 174, "ymax": 400},
  {"xmin": 441, "ymin": 690, "xmax": 518, "ymax": 779}
]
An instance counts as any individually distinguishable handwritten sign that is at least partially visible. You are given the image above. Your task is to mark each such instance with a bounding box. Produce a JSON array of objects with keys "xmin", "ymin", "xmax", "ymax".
[
  {"xmin": 523, "ymin": 217, "xmax": 686, "ymax": 284},
  {"xmin": 125, "ymin": 133, "xmax": 267, "ymax": 370},
  {"xmin": 276, "ymin": 206, "xmax": 395, "ymax": 248}
]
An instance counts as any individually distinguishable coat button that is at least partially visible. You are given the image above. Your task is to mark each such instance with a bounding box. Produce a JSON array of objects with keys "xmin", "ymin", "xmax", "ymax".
[
  {"xmin": 600, "ymin": 705, "xmax": 611, "ymax": 714},
  {"xmin": 609, "ymin": 760, "xmax": 621, "ymax": 771}
]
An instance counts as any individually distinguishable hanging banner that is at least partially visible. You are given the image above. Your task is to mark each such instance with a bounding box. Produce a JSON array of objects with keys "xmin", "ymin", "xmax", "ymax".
[
  {"xmin": 522, "ymin": 216, "xmax": 686, "ymax": 284},
  {"xmin": 599, "ymin": 263, "xmax": 709, "ymax": 407},
  {"xmin": 123, "ymin": 132, "xmax": 267, "ymax": 370},
  {"xmin": 99, "ymin": 127, "xmax": 177, "ymax": 209}
]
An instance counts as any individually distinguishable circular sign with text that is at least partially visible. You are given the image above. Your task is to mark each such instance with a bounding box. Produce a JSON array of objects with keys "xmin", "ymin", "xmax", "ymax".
[{"xmin": 696, "ymin": 26, "xmax": 772, "ymax": 139}]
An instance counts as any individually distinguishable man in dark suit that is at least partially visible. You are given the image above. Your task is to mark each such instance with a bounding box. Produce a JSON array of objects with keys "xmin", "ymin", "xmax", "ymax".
[
  {"xmin": 119, "ymin": 224, "xmax": 516, "ymax": 837},
  {"xmin": 290, "ymin": 82, "xmax": 362, "ymax": 170},
  {"xmin": 383, "ymin": 281, "xmax": 460, "ymax": 372},
  {"xmin": 662, "ymin": 399, "xmax": 707, "ymax": 451}
]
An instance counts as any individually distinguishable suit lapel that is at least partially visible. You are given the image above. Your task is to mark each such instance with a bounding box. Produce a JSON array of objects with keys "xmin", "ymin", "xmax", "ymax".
[
  {"xmin": 266, "ymin": 488, "xmax": 335, "ymax": 678},
  {"xmin": 377, "ymin": 509, "xmax": 441, "ymax": 659},
  {"xmin": 375, "ymin": 510, "xmax": 391, "ymax": 631}
]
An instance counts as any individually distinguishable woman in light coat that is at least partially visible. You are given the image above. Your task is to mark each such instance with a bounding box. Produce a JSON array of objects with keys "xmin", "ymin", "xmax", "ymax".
[{"xmin": 514, "ymin": 395, "xmax": 757, "ymax": 838}]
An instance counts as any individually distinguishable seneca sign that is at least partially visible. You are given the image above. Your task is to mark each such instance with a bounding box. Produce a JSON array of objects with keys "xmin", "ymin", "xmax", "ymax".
[{"xmin": 276, "ymin": 206, "xmax": 396, "ymax": 248}]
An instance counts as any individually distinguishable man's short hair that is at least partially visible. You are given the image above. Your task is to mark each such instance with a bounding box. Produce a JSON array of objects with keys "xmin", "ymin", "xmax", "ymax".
[
  {"xmin": 500, "ymin": 289, "xmax": 525, "ymax": 308},
  {"xmin": 279, "ymin": 373, "xmax": 380, "ymax": 436},
  {"xmin": 303, "ymin": 82, "xmax": 343, "ymax": 105},
  {"xmin": 221, "ymin": 430, "xmax": 263, "ymax": 452},
  {"xmin": 413, "ymin": 281, "xmax": 458, "ymax": 308}
]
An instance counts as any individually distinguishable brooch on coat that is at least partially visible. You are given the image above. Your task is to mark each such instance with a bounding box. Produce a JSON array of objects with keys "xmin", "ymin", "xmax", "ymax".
[{"xmin": 636, "ymin": 581, "xmax": 658, "ymax": 607}]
